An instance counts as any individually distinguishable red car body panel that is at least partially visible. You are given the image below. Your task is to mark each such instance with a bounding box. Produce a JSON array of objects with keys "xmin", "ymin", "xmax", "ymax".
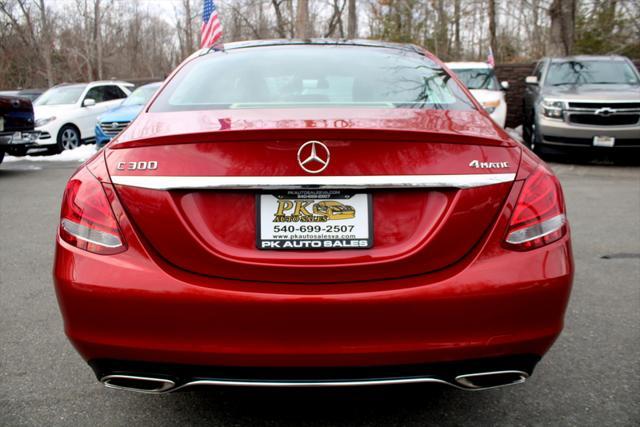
[
  {"xmin": 53, "ymin": 42, "xmax": 573, "ymax": 391},
  {"xmin": 54, "ymin": 164, "xmax": 572, "ymax": 366},
  {"xmin": 104, "ymin": 109, "xmax": 522, "ymax": 284},
  {"xmin": 114, "ymin": 108, "xmax": 510, "ymax": 148}
]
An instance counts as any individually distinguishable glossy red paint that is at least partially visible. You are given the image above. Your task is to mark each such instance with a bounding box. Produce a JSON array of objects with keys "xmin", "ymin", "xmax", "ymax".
[
  {"xmin": 53, "ymin": 43, "xmax": 573, "ymax": 388},
  {"xmin": 114, "ymin": 108, "xmax": 510, "ymax": 149},
  {"xmin": 54, "ymin": 156, "xmax": 573, "ymax": 366},
  {"xmin": 109, "ymin": 133, "xmax": 521, "ymax": 282}
]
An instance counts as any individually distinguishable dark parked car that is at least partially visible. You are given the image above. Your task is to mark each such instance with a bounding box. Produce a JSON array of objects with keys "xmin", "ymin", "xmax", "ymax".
[
  {"xmin": 522, "ymin": 55, "xmax": 640, "ymax": 159},
  {"xmin": 0, "ymin": 95, "xmax": 38, "ymax": 164}
]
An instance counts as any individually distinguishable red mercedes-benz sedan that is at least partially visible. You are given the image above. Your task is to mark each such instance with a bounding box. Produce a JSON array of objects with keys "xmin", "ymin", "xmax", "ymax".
[{"xmin": 53, "ymin": 40, "xmax": 573, "ymax": 393}]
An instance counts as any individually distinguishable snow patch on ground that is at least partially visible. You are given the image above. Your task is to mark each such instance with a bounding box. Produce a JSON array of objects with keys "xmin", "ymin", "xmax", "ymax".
[
  {"xmin": 4, "ymin": 145, "xmax": 97, "ymax": 163},
  {"xmin": 504, "ymin": 125, "xmax": 524, "ymax": 143}
]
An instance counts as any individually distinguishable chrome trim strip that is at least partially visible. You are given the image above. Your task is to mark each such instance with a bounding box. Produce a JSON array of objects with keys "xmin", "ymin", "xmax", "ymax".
[
  {"xmin": 99, "ymin": 370, "xmax": 530, "ymax": 394},
  {"xmin": 111, "ymin": 173, "xmax": 517, "ymax": 191},
  {"xmin": 566, "ymin": 108, "xmax": 640, "ymax": 113},
  {"xmin": 564, "ymin": 99, "xmax": 640, "ymax": 104},
  {"xmin": 168, "ymin": 377, "xmax": 459, "ymax": 392}
]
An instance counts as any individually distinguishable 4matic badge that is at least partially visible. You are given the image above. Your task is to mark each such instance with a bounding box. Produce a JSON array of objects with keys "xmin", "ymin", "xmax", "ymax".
[{"xmin": 469, "ymin": 160, "xmax": 509, "ymax": 169}]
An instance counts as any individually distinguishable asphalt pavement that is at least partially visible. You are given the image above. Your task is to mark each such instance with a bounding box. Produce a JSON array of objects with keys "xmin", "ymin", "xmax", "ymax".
[{"xmin": 1, "ymin": 158, "xmax": 639, "ymax": 426}]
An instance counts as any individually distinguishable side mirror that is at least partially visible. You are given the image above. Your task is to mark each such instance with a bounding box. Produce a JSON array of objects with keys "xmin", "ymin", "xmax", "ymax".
[
  {"xmin": 525, "ymin": 76, "xmax": 538, "ymax": 86},
  {"xmin": 83, "ymin": 98, "xmax": 96, "ymax": 107},
  {"xmin": 500, "ymin": 81, "xmax": 510, "ymax": 90}
]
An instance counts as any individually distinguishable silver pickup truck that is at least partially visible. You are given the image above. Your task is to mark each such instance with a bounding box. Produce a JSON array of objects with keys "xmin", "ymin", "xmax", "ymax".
[{"xmin": 522, "ymin": 55, "xmax": 640, "ymax": 158}]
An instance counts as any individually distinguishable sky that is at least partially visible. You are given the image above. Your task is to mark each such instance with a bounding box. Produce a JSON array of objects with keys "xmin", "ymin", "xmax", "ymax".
[{"xmin": 49, "ymin": 0, "xmax": 187, "ymax": 23}]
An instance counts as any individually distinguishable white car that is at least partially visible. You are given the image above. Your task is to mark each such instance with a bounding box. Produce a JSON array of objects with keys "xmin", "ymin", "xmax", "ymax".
[
  {"xmin": 33, "ymin": 81, "xmax": 133, "ymax": 152},
  {"xmin": 446, "ymin": 62, "xmax": 509, "ymax": 127}
]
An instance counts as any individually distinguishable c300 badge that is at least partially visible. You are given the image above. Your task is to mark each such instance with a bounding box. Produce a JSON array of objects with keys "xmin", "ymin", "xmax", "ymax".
[{"xmin": 116, "ymin": 161, "xmax": 158, "ymax": 171}]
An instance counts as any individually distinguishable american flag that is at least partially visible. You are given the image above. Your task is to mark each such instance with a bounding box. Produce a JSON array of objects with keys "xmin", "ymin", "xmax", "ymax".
[
  {"xmin": 200, "ymin": 0, "xmax": 223, "ymax": 49},
  {"xmin": 487, "ymin": 46, "xmax": 495, "ymax": 67}
]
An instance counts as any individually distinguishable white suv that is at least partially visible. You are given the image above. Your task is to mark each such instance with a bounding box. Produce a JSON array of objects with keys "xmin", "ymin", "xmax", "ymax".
[
  {"xmin": 446, "ymin": 62, "xmax": 509, "ymax": 127},
  {"xmin": 33, "ymin": 81, "xmax": 133, "ymax": 152}
]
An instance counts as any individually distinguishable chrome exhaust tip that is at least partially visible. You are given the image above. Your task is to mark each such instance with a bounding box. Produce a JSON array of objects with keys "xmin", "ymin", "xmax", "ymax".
[
  {"xmin": 101, "ymin": 374, "xmax": 175, "ymax": 394},
  {"xmin": 455, "ymin": 370, "xmax": 529, "ymax": 390}
]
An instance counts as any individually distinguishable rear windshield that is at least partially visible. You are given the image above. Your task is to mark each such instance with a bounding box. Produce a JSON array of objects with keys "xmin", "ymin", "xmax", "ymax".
[
  {"xmin": 451, "ymin": 68, "xmax": 499, "ymax": 90},
  {"xmin": 545, "ymin": 60, "xmax": 640, "ymax": 86},
  {"xmin": 150, "ymin": 46, "xmax": 475, "ymax": 112}
]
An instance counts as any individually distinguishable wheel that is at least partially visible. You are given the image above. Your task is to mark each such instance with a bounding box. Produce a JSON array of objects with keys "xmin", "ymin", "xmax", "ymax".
[
  {"xmin": 530, "ymin": 122, "xmax": 545, "ymax": 156},
  {"xmin": 522, "ymin": 108, "xmax": 534, "ymax": 147},
  {"xmin": 530, "ymin": 128, "xmax": 570, "ymax": 163},
  {"xmin": 54, "ymin": 125, "xmax": 81, "ymax": 153}
]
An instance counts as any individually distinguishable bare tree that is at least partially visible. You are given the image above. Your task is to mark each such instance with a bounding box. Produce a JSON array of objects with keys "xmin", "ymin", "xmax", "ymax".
[
  {"xmin": 325, "ymin": 0, "xmax": 346, "ymax": 37},
  {"xmin": 0, "ymin": 0, "xmax": 54, "ymax": 85},
  {"xmin": 433, "ymin": 0, "xmax": 448, "ymax": 58},
  {"xmin": 287, "ymin": 0, "xmax": 295, "ymax": 37},
  {"xmin": 93, "ymin": 0, "xmax": 103, "ymax": 80},
  {"xmin": 295, "ymin": 0, "xmax": 311, "ymax": 38},
  {"xmin": 227, "ymin": 1, "xmax": 262, "ymax": 39},
  {"xmin": 453, "ymin": 0, "xmax": 461, "ymax": 56},
  {"xmin": 488, "ymin": 0, "xmax": 497, "ymax": 58},
  {"xmin": 176, "ymin": 0, "xmax": 196, "ymax": 56},
  {"xmin": 35, "ymin": 0, "xmax": 53, "ymax": 85},
  {"xmin": 347, "ymin": 0, "xmax": 356, "ymax": 38},
  {"xmin": 1, "ymin": 0, "xmax": 638, "ymax": 90},
  {"xmin": 548, "ymin": 0, "xmax": 576, "ymax": 55},
  {"xmin": 271, "ymin": 0, "xmax": 289, "ymax": 37}
]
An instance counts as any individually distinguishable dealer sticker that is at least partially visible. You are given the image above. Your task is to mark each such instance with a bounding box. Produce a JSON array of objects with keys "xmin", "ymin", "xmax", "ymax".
[{"xmin": 257, "ymin": 190, "xmax": 372, "ymax": 250}]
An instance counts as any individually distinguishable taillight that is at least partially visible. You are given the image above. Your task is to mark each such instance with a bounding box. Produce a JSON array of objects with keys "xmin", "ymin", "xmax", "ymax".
[
  {"xmin": 59, "ymin": 167, "xmax": 125, "ymax": 255},
  {"xmin": 505, "ymin": 166, "xmax": 567, "ymax": 250}
]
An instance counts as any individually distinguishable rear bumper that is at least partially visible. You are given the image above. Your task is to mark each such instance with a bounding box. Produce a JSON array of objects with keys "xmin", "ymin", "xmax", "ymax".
[
  {"xmin": 0, "ymin": 131, "xmax": 40, "ymax": 149},
  {"xmin": 90, "ymin": 354, "xmax": 539, "ymax": 392},
  {"xmin": 537, "ymin": 135, "xmax": 640, "ymax": 160},
  {"xmin": 54, "ymin": 233, "xmax": 573, "ymax": 370}
]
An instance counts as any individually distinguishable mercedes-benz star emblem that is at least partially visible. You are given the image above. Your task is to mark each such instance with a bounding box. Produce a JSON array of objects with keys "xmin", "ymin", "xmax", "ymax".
[{"xmin": 297, "ymin": 141, "xmax": 330, "ymax": 174}]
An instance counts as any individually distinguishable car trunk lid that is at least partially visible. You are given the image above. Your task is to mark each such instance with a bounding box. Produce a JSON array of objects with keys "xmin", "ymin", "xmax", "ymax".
[{"xmin": 107, "ymin": 109, "xmax": 520, "ymax": 283}]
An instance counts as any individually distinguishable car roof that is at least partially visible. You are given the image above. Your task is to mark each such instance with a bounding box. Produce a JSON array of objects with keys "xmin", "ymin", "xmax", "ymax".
[
  {"xmin": 137, "ymin": 82, "xmax": 163, "ymax": 89},
  {"xmin": 548, "ymin": 55, "xmax": 629, "ymax": 62},
  {"xmin": 17, "ymin": 88, "xmax": 45, "ymax": 93},
  {"xmin": 53, "ymin": 81, "xmax": 133, "ymax": 89},
  {"xmin": 51, "ymin": 83, "xmax": 87, "ymax": 89},
  {"xmin": 203, "ymin": 38, "xmax": 427, "ymax": 56},
  {"xmin": 446, "ymin": 62, "xmax": 492, "ymax": 69},
  {"xmin": 89, "ymin": 80, "xmax": 134, "ymax": 86}
]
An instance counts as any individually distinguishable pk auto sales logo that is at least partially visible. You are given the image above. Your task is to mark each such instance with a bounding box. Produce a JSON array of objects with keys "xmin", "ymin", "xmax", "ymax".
[{"xmin": 273, "ymin": 199, "xmax": 355, "ymax": 222}]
